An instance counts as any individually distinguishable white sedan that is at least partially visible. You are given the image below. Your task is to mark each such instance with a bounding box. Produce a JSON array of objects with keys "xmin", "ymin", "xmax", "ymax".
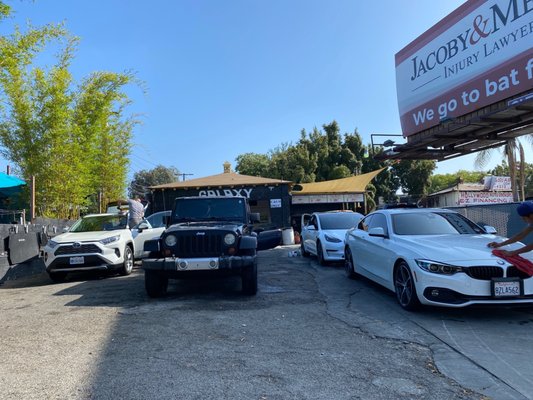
[
  {"xmin": 43, "ymin": 213, "xmax": 165, "ymax": 282},
  {"xmin": 300, "ymin": 211, "xmax": 364, "ymax": 265},
  {"xmin": 344, "ymin": 208, "xmax": 533, "ymax": 310}
]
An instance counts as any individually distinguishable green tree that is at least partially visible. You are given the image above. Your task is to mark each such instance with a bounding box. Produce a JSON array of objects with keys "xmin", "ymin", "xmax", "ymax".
[
  {"xmin": 391, "ymin": 160, "xmax": 436, "ymax": 201},
  {"xmin": 128, "ymin": 165, "xmax": 180, "ymax": 198},
  {"xmin": 235, "ymin": 152, "xmax": 271, "ymax": 177},
  {"xmin": 429, "ymin": 170, "xmax": 486, "ymax": 193},
  {"xmin": 0, "ymin": 15, "xmax": 140, "ymax": 218}
]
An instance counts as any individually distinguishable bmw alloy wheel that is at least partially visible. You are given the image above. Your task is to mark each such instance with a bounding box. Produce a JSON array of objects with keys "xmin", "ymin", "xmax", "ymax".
[{"xmin": 394, "ymin": 261, "xmax": 420, "ymax": 310}]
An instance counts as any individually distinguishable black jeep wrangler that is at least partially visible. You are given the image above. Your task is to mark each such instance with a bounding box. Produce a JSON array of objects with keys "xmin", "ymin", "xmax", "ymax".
[{"xmin": 142, "ymin": 196, "xmax": 281, "ymax": 297}]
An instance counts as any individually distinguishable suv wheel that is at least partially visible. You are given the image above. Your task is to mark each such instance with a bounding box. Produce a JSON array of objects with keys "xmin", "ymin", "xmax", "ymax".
[
  {"xmin": 242, "ymin": 261, "xmax": 258, "ymax": 295},
  {"xmin": 119, "ymin": 246, "xmax": 134, "ymax": 276},
  {"xmin": 145, "ymin": 270, "xmax": 168, "ymax": 298}
]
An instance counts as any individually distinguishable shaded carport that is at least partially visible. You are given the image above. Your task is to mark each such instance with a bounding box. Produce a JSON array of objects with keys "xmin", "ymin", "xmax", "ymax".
[{"xmin": 290, "ymin": 169, "xmax": 385, "ymax": 232}]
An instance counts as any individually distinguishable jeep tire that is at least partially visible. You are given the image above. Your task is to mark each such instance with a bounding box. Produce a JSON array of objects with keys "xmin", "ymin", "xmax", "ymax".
[{"xmin": 241, "ymin": 261, "xmax": 258, "ymax": 295}]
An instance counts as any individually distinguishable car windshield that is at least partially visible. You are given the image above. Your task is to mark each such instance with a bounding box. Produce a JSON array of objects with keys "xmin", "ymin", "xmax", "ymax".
[
  {"xmin": 319, "ymin": 213, "xmax": 362, "ymax": 230},
  {"xmin": 173, "ymin": 198, "xmax": 246, "ymax": 223},
  {"xmin": 70, "ymin": 214, "xmax": 128, "ymax": 232},
  {"xmin": 392, "ymin": 212, "xmax": 485, "ymax": 235}
]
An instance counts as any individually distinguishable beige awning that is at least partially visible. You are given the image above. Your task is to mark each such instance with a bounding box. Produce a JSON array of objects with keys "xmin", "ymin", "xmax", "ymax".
[
  {"xmin": 293, "ymin": 168, "xmax": 385, "ymax": 195},
  {"xmin": 150, "ymin": 171, "xmax": 291, "ymax": 190}
]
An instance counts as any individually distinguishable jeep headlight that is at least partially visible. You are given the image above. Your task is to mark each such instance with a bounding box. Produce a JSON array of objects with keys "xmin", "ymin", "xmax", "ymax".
[
  {"xmin": 100, "ymin": 235, "xmax": 120, "ymax": 245},
  {"xmin": 415, "ymin": 259, "xmax": 463, "ymax": 275},
  {"xmin": 224, "ymin": 233, "xmax": 236, "ymax": 245},
  {"xmin": 47, "ymin": 239, "xmax": 59, "ymax": 249},
  {"xmin": 165, "ymin": 234, "xmax": 177, "ymax": 246}
]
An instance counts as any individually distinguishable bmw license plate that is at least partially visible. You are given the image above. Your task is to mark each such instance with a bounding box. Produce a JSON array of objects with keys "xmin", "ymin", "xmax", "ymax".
[
  {"xmin": 69, "ymin": 256, "xmax": 84, "ymax": 265},
  {"xmin": 491, "ymin": 278, "xmax": 522, "ymax": 298}
]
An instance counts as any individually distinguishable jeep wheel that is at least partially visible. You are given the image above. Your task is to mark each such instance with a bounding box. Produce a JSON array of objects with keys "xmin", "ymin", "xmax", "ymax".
[
  {"xmin": 48, "ymin": 272, "xmax": 67, "ymax": 283},
  {"xmin": 119, "ymin": 246, "xmax": 134, "ymax": 276},
  {"xmin": 145, "ymin": 270, "xmax": 168, "ymax": 298},
  {"xmin": 242, "ymin": 261, "xmax": 258, "ymax": 295}
]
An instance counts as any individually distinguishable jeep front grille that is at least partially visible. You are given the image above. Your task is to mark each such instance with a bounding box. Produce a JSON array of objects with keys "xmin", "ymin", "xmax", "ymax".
[
  {"xmin": 173, "ymin": 233, "xmax": 224, "ymax": 258},
  {"xmin": 55, "ymin": 244, "xmax": 102, "ymax": 255}
]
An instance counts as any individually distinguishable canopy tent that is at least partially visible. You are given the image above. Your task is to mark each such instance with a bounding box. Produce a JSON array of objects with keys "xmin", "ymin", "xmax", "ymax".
[
  {"xmin": 293, "ymin": 168, "xmax": 385, "ymax": 195},
  {"xmin": 0, "ymin": 173, "xmax": 25, "ymax": 197}
]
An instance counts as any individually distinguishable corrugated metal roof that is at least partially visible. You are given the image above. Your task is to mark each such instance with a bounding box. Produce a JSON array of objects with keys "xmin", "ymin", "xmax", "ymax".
[
  {"xmin": 293, "ymin": 168, "xmax": 385, "ymax": 195},
  {"xmin": 150, "ymin": 172, "xmax": 291, "ymax": 190}
]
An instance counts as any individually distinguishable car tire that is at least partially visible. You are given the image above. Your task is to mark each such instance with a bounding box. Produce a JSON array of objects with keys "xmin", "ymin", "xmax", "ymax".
[
  {"xmin": 316, "ymin": 241, "xmax": 327, "ymax": 266},
  {"xmin": 119, "ymin": 245, "xmax": 134, "ymax": 276},
  {"xmin": 344, "ymin": 247, "xmax": 358, "ymax": 280},
  {"xmin": 300, "ymin": 240, "xmax": 310, "ymax": 257},
  {"xmin": 145, "ymin": 270, "xmax": 168, "ymax": 298},
  {"xmin": 242, "ymin": 261, "xmax": 258, "ymax": 295},
  {"xmin": 394, "ymin": 261, "xmax": 420, "ymax": 311},
  {"xmin": 48, "ymin": 272, "xmax": 67, "ymax": 283}
]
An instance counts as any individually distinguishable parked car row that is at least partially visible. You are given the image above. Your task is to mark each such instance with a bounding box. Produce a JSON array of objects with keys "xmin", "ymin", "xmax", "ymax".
[
  {"xmin": 300, "ymin": 208, "xmax": 533, "ymax": 311},
  {"xmin": 42, "ymin": 203, "xmax": 533, "ymax": 311}
]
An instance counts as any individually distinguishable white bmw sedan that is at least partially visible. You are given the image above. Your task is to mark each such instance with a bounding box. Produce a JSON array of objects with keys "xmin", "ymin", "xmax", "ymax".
[{"xmin": 344, "ymin": 208, "xmax": 533, "ymax": 310}]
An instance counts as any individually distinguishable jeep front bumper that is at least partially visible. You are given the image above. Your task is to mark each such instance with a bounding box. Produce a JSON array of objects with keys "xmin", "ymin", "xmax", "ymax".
[{"xmin": 142, "ymin": 255, "xmax": 256, "ymax": 272}]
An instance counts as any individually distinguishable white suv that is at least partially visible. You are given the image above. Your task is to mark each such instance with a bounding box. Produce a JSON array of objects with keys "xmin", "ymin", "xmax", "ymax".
[{"xmin": 43, "ymin": 213, "xmax": 165, "ymax": 282}]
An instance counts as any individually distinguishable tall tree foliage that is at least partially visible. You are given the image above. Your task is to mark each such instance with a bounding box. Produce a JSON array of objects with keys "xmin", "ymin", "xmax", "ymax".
[
  {"xmin": 128, "ymin": 165, "xmax": 179, "ymax": 198},
  {"xmin": 0, "ymin": 16, "xmax": 139, "ymax": 218},
  {"xmin": 235, "ymin": 120, "xmax": 417, "ymax": 208},
  {"xmin": 391, "ymin": 160, "xmax": 436, "ymax": 200}
]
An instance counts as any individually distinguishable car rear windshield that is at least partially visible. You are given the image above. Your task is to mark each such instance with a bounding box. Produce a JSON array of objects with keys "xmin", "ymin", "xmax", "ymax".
[
  {"xmin": 70, "ymin": 215, "xmax": 128, "ymax": 232},
  {"xmin": 392, "ymin": 212, "xmax": 485, "ymax": 235},
  {"xmin": 173, "ymin": 198, "xmax": 246, "ymax": 223},
  {"xmin": 319, "ymin": 213, "xmax": 362, "ymax": 230}
]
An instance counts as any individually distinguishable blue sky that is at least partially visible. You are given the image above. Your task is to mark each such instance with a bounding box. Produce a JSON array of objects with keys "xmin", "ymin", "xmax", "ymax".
[{"xmin": 1, "ymin": 0, "xmax": 530, "ymax": 181}]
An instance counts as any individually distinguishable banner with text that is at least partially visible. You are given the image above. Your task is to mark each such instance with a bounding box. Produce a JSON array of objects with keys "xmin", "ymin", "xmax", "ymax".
[{"xmin": 395, "ymin": 0, "xmax": 533, "ymax": 136}]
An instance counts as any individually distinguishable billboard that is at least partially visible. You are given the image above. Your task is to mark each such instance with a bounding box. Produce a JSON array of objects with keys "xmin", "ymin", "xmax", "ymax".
[{"xmin": 396, "ymin": 0, "xmax": 533, "ymax": 137}]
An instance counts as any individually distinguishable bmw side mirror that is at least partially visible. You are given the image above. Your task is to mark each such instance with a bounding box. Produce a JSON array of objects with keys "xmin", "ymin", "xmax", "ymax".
[{"xmin": 369, "ymin": 227, "xmax": 387, "ymax": 238}]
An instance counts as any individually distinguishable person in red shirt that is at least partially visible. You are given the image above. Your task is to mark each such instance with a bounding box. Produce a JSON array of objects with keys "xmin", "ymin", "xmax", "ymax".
[{"xmin": 488, "ymin": 201, "xmax": 533, "ymax": 256}]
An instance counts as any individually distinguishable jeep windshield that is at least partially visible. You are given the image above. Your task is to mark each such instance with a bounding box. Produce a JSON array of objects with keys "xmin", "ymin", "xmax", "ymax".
[
  {"xmin": 172, "ymin": 198, "xmax": 246, "ymax": 223},
  {"xmin": 70, "ymin": 214, "xmax": 128, "ymax": 232}
]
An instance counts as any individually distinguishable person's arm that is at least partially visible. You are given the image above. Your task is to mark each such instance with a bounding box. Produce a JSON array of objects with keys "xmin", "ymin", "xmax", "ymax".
[
  {"xmin": 507, "ymin": 242, "xmax": 533, "ymax": 256},
  {"xmin": 488, "ymin": 225, "xmax": 533, "ymax": 248}
]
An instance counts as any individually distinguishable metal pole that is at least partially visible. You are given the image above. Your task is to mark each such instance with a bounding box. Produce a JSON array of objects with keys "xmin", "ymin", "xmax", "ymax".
[{"xmin": 30, "ymin": 176, "xmax": 36, "ymax": 222}]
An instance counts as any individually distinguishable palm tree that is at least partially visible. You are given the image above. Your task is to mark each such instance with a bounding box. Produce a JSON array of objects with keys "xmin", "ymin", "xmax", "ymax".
[{"xmin": 474, "ymin": 135, "xmax": 532, "ymax": 201}]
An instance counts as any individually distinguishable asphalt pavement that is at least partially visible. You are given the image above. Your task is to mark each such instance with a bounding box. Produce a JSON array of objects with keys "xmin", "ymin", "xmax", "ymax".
[{"xmin": 0, "ymin": 246, "xmax": 501, "ymax": 399}]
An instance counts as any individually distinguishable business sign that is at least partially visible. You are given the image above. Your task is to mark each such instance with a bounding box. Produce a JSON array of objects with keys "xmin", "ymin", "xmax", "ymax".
[
  {"xmin": 270, "ymin": 198, "xmax": 282, "ymax": 208},
  {"xmin": 292, "ymin": 194, "xmax": 364, "ymax": 204},
  {"xmin": 396, "ymin": 0, "xmax": 533, "ymax": 137},
  {"xmin": 483, "ymin": 175, "xmax": 512, "ymax": 190},
  {"xmin": 458, "ymin": 191, "xmax": 513, "ymax": 205}
]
